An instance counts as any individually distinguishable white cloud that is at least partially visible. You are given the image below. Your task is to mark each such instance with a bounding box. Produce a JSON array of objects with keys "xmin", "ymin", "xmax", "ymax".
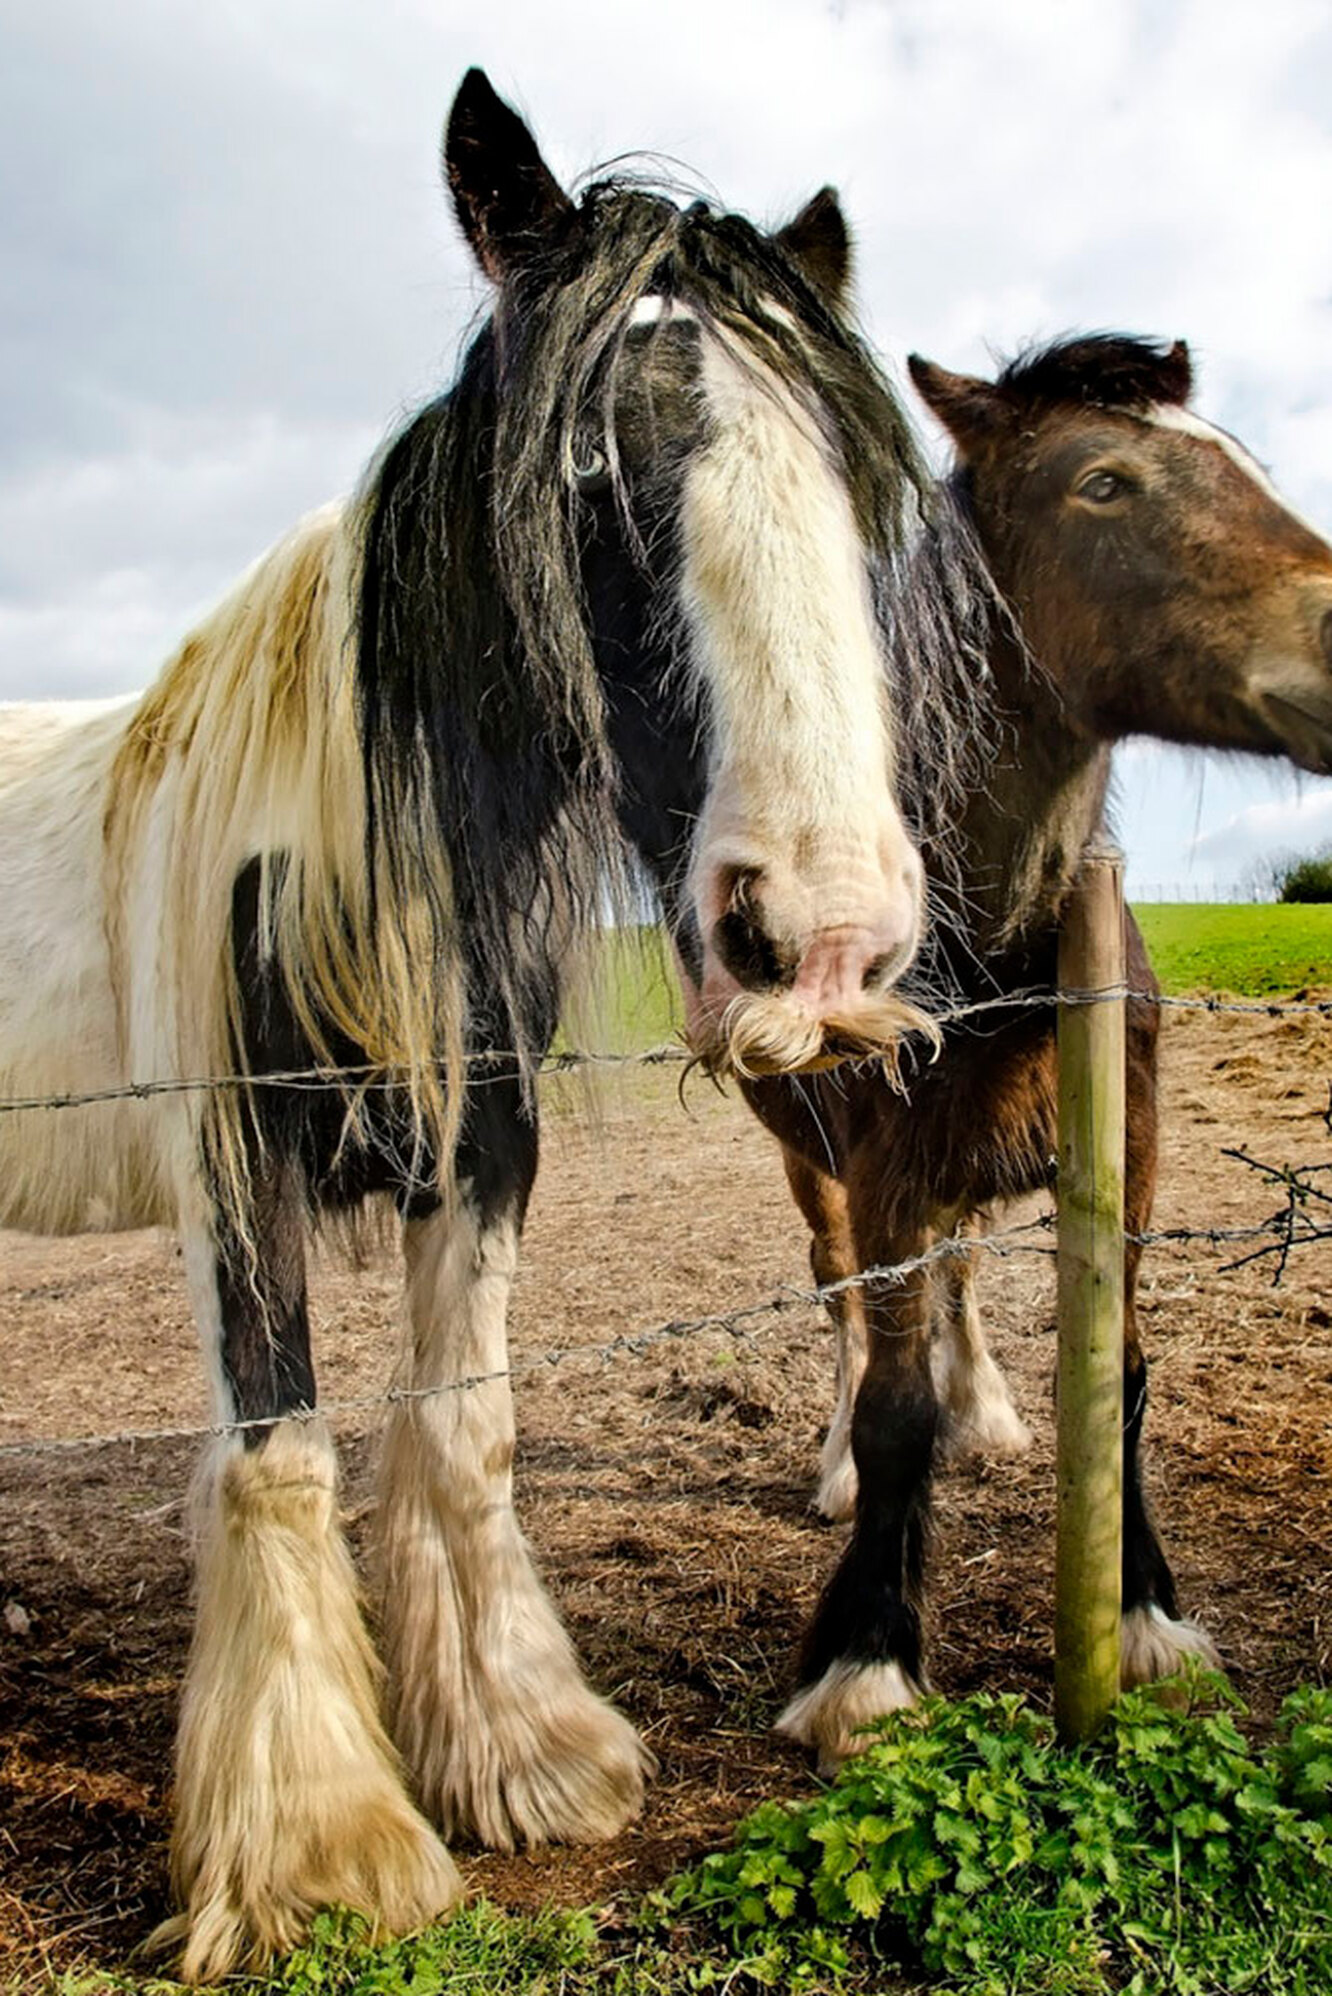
[
  {"xmin": 1190, "ymin": 787, "xmax": 1332, "ymax": 871},
  {"xmin": 1114, "ymin": 742, "xmax": 1332, "ymax": 895},
  {"xmin": 0, "ymin": 575, "xmax": 183, "ymax": 704},
  {"xmin": 0, "ymin": 408, "xmax": 377, "ymax": 697}
]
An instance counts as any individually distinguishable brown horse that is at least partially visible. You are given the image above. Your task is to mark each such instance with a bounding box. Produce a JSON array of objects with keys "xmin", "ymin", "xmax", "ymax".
[{"xmin": 729, "ymin": 336, "xmax": 1332, "ymax": 1769}]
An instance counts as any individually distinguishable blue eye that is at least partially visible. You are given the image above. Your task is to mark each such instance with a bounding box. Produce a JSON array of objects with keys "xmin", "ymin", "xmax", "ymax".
[{"xmin": 573, "ymin": 444, "xmax": 612, "ymax": 496}]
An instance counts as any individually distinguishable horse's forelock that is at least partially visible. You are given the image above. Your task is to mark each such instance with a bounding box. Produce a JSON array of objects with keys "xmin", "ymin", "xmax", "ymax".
[
  {"xmin": 997, "ymin": 335, "xmax": 1193, "ymax": 417},
  {"xmin": 462, "ymin": 176, "xmax": 940, "ymax": 751}
]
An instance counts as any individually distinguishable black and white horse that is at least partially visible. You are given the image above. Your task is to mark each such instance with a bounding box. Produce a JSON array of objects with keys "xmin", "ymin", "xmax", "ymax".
[{"xmin": 0, "ymin": 71, "xmax": 972, "ymax": 1979}]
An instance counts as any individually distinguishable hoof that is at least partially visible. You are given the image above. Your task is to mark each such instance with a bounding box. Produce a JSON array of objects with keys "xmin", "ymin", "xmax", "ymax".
[
  {"xmin": 934, "ymin": 1343, "xmax": 1032, "ymax": 1458},
  {"xmin": 380, "ymin": 1395, "xmax": 652, "ymax": 1855},
  {"xmin": 945, "ymin": 1391, "xmax": 1034, "ymax": 1459},
  {"xmin": 777, "ymin": 1658, "xmax": 922, "ymax": 1776},
  {"xmin": 160, "ymin": 1424, "xmax": 464, "ymax": 1983},
  {"xmin": 154, "ymin": 1792, "xmax": 462, "ymax": 1985},
  {"xmin": 1121, "ymin": 1604, "xmax": 1221, "ymax": 1690},
  {"xmin": 409, "ymin": 1680, "xmax": 652, "ymax": 1851}
]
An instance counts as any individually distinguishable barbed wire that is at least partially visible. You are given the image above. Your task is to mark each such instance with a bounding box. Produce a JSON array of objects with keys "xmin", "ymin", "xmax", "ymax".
[
  {"xmin": 1, "ymin": 985, "xmax": 1329, "ymax": 1120},
  {"xmin": 1151, "ymin": 991, "xmax": 1332, "ymax": 1017},
  {"xmin": 0, "ymin": 1043, "xmax": 689, "ymax": 1117},
  {"xmin": 0, "ymin": 1216, "xmax": 1056, "ymax": 1461},
  {"xmin": 1, "ymin": 978, "xmax": 1328, "ymax": 1464},
  {"xmin": 2, "ymin": 1184, "xmax": 1327, "ymax": 1464}
]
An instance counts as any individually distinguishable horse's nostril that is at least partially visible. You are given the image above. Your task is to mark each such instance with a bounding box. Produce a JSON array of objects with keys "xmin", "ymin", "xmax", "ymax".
[
  {"xmin": 1321, "ymin": 605, "xmax": 1332, "ymax": 671},
  {"xmin": 861, "ymin": 953, "xmax": 893, "ymax": 990},
  {"xmin": 713, "ymin": 905, "xmax": 796, "ymax": 991},
  {"xmin": 711, "ymin": 866, "xmax": 797, "ymax": 990}
]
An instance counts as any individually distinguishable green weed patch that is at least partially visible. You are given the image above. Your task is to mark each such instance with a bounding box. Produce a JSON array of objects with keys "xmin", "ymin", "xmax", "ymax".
[
  {"xmin": 663, "ymin": 1678, "xmax": 1332, "ymax": 1994},
  {"xmin": 41, "ymin": 1681, "xmax": 1332, "ymax": 1996}
]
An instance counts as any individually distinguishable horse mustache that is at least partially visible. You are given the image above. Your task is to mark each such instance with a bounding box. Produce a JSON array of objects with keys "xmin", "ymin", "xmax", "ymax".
[{"xmin": 690, "ymin": 988, "xmax": 941, "ymax": 1082}]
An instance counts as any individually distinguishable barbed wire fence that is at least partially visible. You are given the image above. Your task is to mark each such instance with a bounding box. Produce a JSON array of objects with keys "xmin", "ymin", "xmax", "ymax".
[
  {"xmin": 0, "ymin": 979, "xmax": 1329, "ymax": 1468},
  {"xmin": 3, "ymin": 986, "xmax": 1332, "ymax": 1123}
]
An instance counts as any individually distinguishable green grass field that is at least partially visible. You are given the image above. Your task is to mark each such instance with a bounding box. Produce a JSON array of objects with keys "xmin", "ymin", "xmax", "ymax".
[{"xmin": 1132, "ymin": 901, "xmax": 1332, "ymax": 995}]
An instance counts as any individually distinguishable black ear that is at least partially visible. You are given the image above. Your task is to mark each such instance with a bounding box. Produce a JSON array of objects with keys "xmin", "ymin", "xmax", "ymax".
[
  {"xmin": 776, "ymin": 187, "xmax": 852, "ymax": 306},
  {"xmin": 444, "ymin": 68, "xmax": 578, "ymax": 283},
  {"xmin": 907, "ymin": 355, "xmax": 1008, "ymax": 457}
]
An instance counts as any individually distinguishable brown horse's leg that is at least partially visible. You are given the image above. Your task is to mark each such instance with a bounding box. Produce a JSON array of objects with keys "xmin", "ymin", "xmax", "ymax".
[
  {"xmin": 932, "ymin": 1207, "xmax": 1032, "ymax": 1455},
  {"xmin": 781, "ymin": 1147, "xmax": 867, "ymax": 1521},
  {"xmin": 1118, "ymin": 959, "xmax": 1219, "ymax": 1683},
  {"xmin": 778, "ymin": 1175, "xmax": 936, "ymax": 1769}
]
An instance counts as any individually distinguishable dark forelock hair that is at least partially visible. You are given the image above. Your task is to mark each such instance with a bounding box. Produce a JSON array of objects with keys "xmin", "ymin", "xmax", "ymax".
[{"xmin": 996, "ymin": 334, "xmax": 1194, "ymax": 415}]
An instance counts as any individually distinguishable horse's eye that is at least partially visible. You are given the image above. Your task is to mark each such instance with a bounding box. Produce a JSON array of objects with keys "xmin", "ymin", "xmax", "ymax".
[
  {"xmin": 1076, "ymin": 468, "xmax": 1129, "ymax": 505},
  {"xmin": 572, "ymin": 445, "xmax": 612, "ymax": 497}
]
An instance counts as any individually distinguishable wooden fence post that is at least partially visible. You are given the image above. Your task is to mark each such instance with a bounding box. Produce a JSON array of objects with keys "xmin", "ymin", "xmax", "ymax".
[{"xmin": 1055, "ymin": 839, "xmax": 1126, "ymax": 1743}]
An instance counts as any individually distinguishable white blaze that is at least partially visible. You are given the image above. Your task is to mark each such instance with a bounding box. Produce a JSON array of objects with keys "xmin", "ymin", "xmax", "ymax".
[
  {"xmin": 1143, "ymin": 402, "xmax": 1328, "ymax": 542},
  {"xmin": 680, "ymin": 327, "xmax": 916, "ymax": 945}
]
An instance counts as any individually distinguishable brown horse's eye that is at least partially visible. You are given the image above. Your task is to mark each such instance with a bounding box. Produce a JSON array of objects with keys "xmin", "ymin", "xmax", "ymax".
[{"xmin": 1077, "ymin": 468, "xmax": 1129, "ymax": 505}]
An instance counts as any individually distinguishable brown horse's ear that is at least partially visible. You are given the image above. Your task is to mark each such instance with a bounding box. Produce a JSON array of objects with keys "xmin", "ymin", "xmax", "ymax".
[
  {"xmin": 1163, "ymin": 339, "xmax": 1193, "ymax": 404},
  {"xmin": 444, "ymin": 68, "xmax": 578, "ymax": 284},
  {"xmin": 776, "ymin": 187, "xmax": 852, "ymax": 306},
  {"xmin": 907, "ymin": 355, "xmax": 1008, "ymax": 457}
]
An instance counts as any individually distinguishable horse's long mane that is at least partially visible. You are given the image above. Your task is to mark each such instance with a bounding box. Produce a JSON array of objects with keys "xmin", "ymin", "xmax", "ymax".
[
  {"xmin": 354, "ymin": 177, "xmax": 984, "ymax": 1115},
  {"xmin": 878, "ymin": 482, "xmax": 1001, "ymax": 936},
  {"xmin": 106, "ymin": 175, "xmax": 990, "ymax": 1223},
  {"xmin": 105, "ymin": 506, "xmax": 384, "ymax": 1216}
]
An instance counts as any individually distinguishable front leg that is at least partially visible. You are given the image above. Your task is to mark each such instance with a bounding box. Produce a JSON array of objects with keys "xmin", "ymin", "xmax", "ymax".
[
  {"xmin": 1118, "ymin": 979, "xmax": 1218, "ymax": 1683},
  {"xmin": 378, "ymin": 1117, "xmax": 648, "ymax": 1851},
  {"xmin": 780, "ymin": 1147, "xmax": 866, "ymax": 1523},
  {"xmin": 931, "ymin": 1208, "xmax": 1032, "ymax": 1457},
  {"xmin": 161, "ymin": 1164, "xmax": 458, "ymax": 1984},
  {"xmin": 778, "ymin": 1242, "xmax": 936, "ymax": 1772}
]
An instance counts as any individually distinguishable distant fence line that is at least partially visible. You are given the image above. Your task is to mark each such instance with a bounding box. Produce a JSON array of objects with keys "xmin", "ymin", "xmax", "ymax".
[
  {"xmin": 1, "ymin": 933, "xmax": 1328, "ymax": 1471},
  {"xmin": 1, "ymin": 965, "xmax": 1329, "ymax": 1466},
  {"xmin": 1128, "ymin": 882, "xmax": 1255, "ymax": 903}
]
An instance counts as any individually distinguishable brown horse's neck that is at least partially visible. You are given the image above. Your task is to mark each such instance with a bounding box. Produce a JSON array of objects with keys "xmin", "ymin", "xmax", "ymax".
[{"xmin": 947, "ymin": 624, "xmax": 1112, "ymax": 963}]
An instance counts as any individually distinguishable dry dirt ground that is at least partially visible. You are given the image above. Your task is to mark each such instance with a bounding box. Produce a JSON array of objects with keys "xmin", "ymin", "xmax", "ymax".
[{"xmin": 2, "ymin": 1002, "xmax": 1331, "ymax": 1986}]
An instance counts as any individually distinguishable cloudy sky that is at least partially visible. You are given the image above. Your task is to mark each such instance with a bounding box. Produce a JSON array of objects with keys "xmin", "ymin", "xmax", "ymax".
[{"xmin": 4, "ymin": 0, "xmax": 1332, "ymax": 893}]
